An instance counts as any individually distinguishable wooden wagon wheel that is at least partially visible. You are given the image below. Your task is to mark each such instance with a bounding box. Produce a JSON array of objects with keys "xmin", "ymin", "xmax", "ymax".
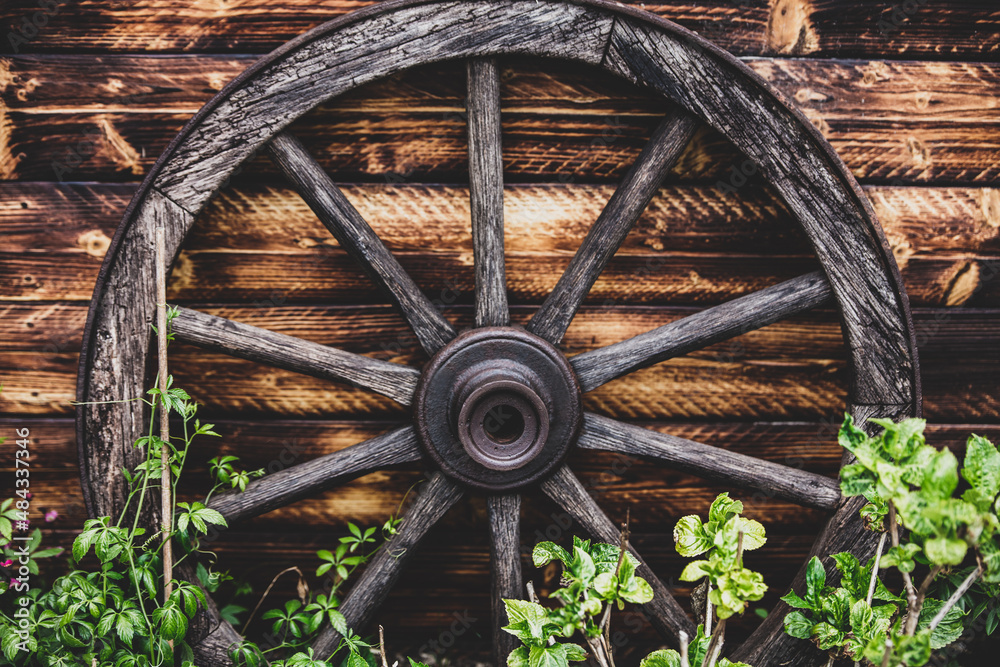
[{"xmin": 76, "ymin": 1, "xmax": 920, "ymax": 665}]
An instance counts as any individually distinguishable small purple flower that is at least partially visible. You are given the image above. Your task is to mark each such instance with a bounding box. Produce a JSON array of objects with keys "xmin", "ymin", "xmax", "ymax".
[
  {"xmin": 45, "ymin": 510, "xmax": 58, "ymax": 523},
  {"xmin": 0, "ymin": 559, "xmax": 12, "ymax": 568}
]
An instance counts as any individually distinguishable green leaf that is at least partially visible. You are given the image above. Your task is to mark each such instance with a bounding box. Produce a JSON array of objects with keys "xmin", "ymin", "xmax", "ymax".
[
  {"xmin": 963, "ymin": 434, "xmax": 1000, "ymax": 499},
  {"xmin": 620, "ymin": 576, "xmax": 654, "ymax": 604},
  {"xmin": 783, "ymin": 611, "xmax": 814, "ymax": 640},
  {"xmin": 709, "ymin": 493, "xmax": 744, "ymax": 524},
  {"xmin": 805, "ymin": 557, "xmax": 826, "ymax": 603},
  {"xmin": 733, "ymin": 517, "xmax": 766, "ymax": 551},
  {"xmin": 679, "ymin": 560, "xmax": 711, "ymax": 583},
  {"xmin": 529, "ymin": 644, "xmax": 569, "ymax": 667},
  {"xmin": 917, "ymin": 598, "xmax": 966, "ymax": 649},
  {"xmin": 812, "ymin": 622, "xmax": 847, "ymax": 651},
  {"xmin": 923, "ymin": 448, "xmax": 960, "ymax": 500},
  {"xmin": 639, "ymin": 649, "xmax": 682, "ymax": 667},
  {"xmin": 673, "ymin": 515, "xmax": 712, "ymax": 557},
  {"xmin": 779, "ymin": 590, "xmax": 813, "ymax": 611},
  {"xmin": 563, "ymin": 644, "xmax": 587, "ymax": 662},
  {"xmin": 507, "ymin": 647, "xmax": 530, "ymax": 667},
  {"xmin": 532, "ymin": 542, "xmax": 570, "ymax": 568},
  {"xmin": 924, "ymin": 536, "xmax": 968, "ymax": 566},
  {"xmin": 571, "ymin": 545, "xmax": 596, "ymax": 584}
]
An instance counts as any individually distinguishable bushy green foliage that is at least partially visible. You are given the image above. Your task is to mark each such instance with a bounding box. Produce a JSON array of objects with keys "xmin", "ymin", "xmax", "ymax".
[{"xmin": 781, "ymin": 415, "xmax": 1000, "ymax": 666}]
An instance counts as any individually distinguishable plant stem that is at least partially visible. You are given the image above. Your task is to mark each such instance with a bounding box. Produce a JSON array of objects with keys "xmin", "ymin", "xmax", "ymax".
[
  {"xmin": 678, "ymin": 630, "xmax": 690, "ymax": 667},
  {"xmin": 866, "ymin": 532, "xmax": 888, "ymax": 606},
  {"xmin": 155, "ymin": 227, "xmax": 174, "ymax": 605},
  {"xmin": 904, "ymin": 564, "xmax": 943, "ymax": 635},
  {"xmin": 888, "ymin": 503, "xmax": 917, "ymax": 610},
  {"xmin": 824, "ymin": 656, "xmax": 834, "ymax": 667},
  {"xmin": 601, "ymin": 511, "xmax": 630, "ymax": 636},
  {"xmin": 929, "ymin": 564, "xmax": 984, "ymax": 632},
  {"xmin": 703, "ymin": 618, "xmax": 726, "ymax": 667},
  {"xmin": 379, "ymin": 625, "xmax": 389, "ymax": 667},
  {"xmin": 879, "ymin": 639, "xmax": 893, "ymax": 667},
  {"xmin": 241, "ymin": 566, "xmax": 305, "ymax": 634},
  {"xmin": 705, "ymin": 581, "xmax": 713, "ymax": 635}
]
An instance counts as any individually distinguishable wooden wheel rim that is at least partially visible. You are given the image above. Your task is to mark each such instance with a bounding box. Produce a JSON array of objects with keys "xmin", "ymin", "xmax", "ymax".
[{"xmin": 75, "ymin": 1, "xmax": 921, "ymax": 665}]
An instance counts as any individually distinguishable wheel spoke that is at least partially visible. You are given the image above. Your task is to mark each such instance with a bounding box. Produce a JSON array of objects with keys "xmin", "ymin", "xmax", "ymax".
[
  {"xmin": 571, "ymin": 271, "xmax": 833, "ymax": 392},
  {"xmin": 488, "ymin": 494, "xmax": 522, "ymax": 666},
  {"xmin": 266, "ymin": 131, "xmax": 457, "ymax": 355},
  {"xmin": 527, "ymin": 110, "xmax": 698, "ymax": 344},
  {"xmin": 540, "ymin": 465, "xmax": 695, "ymax": 643},
  {"xmin": 171, "ymin": 306, "xmax": 420, "ymax": 407},
  {"xmin": 467, "ymin": 58, "xmax": 509, "ymax": 328},
  {"xmin": 208, "ymin": 425, "xmax": 422, "ymax": 524},
  {"xmin": 578, "ymin": 413, "xmax": 841, "ymax": 511},
  {"xmin": 312, "ymin": 472, "xmax": 465, "ymax": 658}
]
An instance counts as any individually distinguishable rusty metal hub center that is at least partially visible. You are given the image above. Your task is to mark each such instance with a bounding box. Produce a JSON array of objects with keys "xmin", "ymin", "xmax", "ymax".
[{"xmin": 414, "ymin": 327, "xmax": 582, "ymax": 490}]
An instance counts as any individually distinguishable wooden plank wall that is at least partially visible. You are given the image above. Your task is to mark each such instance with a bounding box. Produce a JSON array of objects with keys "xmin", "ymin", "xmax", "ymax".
[{"xmin": 2, "ymin": 0, "xmax": 1000, "ymax": 660}]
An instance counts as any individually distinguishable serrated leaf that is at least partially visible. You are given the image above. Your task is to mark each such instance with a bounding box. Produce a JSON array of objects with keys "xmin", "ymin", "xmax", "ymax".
[
  {"xmin": 507, "ymin": 647, "xmax": 530, "ymax": 667},
  {"xmin": 963, "ymin": 434, "xmax": 1000, "ymax": 499},
  {"xmin": 673, "ymin": 515, "xmax": 712, "ymax": 557},
  {"xmin": 639, "ymin": 649, "xmax": 681, "ymax": 667},
  {"xmin": 532, "ymin": 542, "xmax": 570, "ymax": 568},
  {"xmin": 925, "ymin": 536, "xmax": 968, "ymax": 566},
  {"xmin": 783, "ymin": 611, "xmax": 814, "ymax": 640}
]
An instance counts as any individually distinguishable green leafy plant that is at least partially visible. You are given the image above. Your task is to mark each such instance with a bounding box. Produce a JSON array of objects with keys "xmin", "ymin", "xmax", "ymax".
[
  {"xmin": 505, "ymin": 494, "xmax": 764, "ymax": 667},
  {"xmin": 781, "ymin": 416, "xmax": 1000, "ymax": 666}
]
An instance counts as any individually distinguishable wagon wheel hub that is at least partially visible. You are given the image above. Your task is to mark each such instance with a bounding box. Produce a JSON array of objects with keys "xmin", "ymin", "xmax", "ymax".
[{"xmin": 414, "ymin": 327, "xmax": 582, "ymax": 490}]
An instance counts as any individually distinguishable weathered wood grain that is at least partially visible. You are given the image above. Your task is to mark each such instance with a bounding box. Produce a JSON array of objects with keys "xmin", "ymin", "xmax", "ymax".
[
  {"xmin": 578, "ymin": 413, "xmax": 841, "ymax": 511},
  {"xmin": 4, "ymin": 304, "xmax": 999, "ymax": 420},
  {"xmin": 487, "ymin": 494, "xmax": 522, "ymax": 665},
  {"xmin": 3, "ymin": 182, "xmax": 998, "ymax": 257},
  {"xmin": 528, "ymin": 109, "xmax": 698, "ymax": 344},
  {"xmin": 6, "ymin": 106, "xmax": 998, "ymax": 185},
  {"xmin": 172, "ymin": 305, "xmax": 420, "ymax": 406},
  {"xmin": 266, "ymin": 131, "xmax": 456, "ymax": 355},
  {"xmin": 311, "ymin": 472, "xmax": 465, "ymax": 658},
  {"xmin": 571, "ymin": 271, "xmax": 833, "ymax": 391},
  {"xmin": 208, "ymin": 425, "xmax": 423, "ymax": 525},
  {"xmin": 604, "ymin": 12, "xmax": 919, "ymax": 411},
  {"xmin": 2, "ymin": 1, "xmax": 997, "ymax": 57},
  {"xmin": 466, "ymin": 58, "xmax": 509, "ymax": 328},
  {"xmin": 8, "ymin": 247, "xmax": 998, "ymax": 308},
  {"xmin": 540, "ymin": 464, "xmax": 696, "ymax": 643}
]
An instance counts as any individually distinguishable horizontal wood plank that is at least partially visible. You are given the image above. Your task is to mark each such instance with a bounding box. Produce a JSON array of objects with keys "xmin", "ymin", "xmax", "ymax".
[
  {"xmin": 2, "ymin": 1, "xmax": 997, "ymax": 58},
  {"xmin": 2, "ymin": 57, "xmax": 999, "ymax": 183}
]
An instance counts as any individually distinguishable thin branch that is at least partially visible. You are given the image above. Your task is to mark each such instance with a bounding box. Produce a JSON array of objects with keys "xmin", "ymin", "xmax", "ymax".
[
  {"xmin": 929, "ymin": 564, "xmax": 984, "ymax": 632},
  {"xmin": 379, "ymin": 625, "xmax": 389, "ymax": 667},
  {"xmin": 600, "ymin": 509, "xmax": 630, "ymax": 634},
  {"xmin": 705, "ymin": 582, "xmax": 713, "ymax": 635},
  {"xmin": 678, "ymin": 630, "xmax": 690, "ymax": 667},
  {"xmin": 905, "ymin": 564, "xmax": 943, "ymax": 635},
  {"xmin": 703, "ymin": 618, "xmax": 726, "ymax": 667},
  {"xmin": 866, "ymin": 532, "xmax": 888, "ymax": 606},
  {"xmin": 241, "ymin": 566, "xmax": 306, "ymax": 635},
  {"xmin": 888, "ymin": 503, "xmax": 917, "ymax": 608},
  {"xmin": 879, "ymin": 639, "xmax": 893, "ymax": 667},
  {"xmin": 154, "ymin": 228, "xmax": 174, "ymax": 610}
]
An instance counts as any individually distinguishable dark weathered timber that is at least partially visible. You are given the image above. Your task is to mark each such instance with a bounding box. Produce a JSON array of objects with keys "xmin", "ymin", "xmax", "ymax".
[
  {"xmin": 578, "ymin": 413, "xmax": 842, "ymax": 511},
  {"xmin": 4, "ymin": 181, "xmax": 999, "ymax": 259},
  {"xmin": 207, "ymin": 425, "xmax": 423, "ymax": 524},
  {"xmin": 467, "ymin": 58, "xmax": 509, "ymax": 328},
  {"xmin": 311, "ymin": 472, "xmax": 464, "ymax": 658},
  {"xmin": 527, "ymin": 110, "xmax": 698, "ymax": 344},
  {"xmin": 171, "ymin": 306, "xmax": 420, "ymax": 406},
  {"xmin": 5, "ymin": 1, "xmax": 998, "ymax": 58},
  {"xmin": 487, "ymin": 494, "xmax": 522, "ymax": 666},
  {"xmin": 540, "ymin": 465, "xmax": 696, "ymax": 644},
  {"xmin": 152, "ymin": 2, "xmax": 614, "ymax": 209},
  {"xmin": 571, "ymin": 271, "xmax": 834, "ymax": 391},
  {"xmin": 603, "ymin": 12, "xmax": 918, "ymax": 410},
  {"xmin": 265, "ymin": 131, "xmax": 456, "ymax": 356}
]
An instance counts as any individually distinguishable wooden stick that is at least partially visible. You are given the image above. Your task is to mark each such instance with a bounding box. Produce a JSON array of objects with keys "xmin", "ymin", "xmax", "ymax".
[
  {"xmin": 154, "ymin": 228, "xmax": 173, "ymax": 605},
  {"xmin": 379, "ymin": 625, "xmax": 389, "ymax": 667},
  {"xmin": 928, "ymin": 564, "xmax": 983, "ymax": 632},
  {"xmin": 866, "ymin": 532, "xmax": 888, "ymax": 606},
  {"xmin": 678, "ymin": 630, "xmax": 690, "ymax": 667}
]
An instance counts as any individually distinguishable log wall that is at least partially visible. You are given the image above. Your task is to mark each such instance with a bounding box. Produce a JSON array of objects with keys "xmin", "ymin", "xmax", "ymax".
[{"xmin": 2, "ymin": 0, "xmax": 999, "ymax": 660}]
